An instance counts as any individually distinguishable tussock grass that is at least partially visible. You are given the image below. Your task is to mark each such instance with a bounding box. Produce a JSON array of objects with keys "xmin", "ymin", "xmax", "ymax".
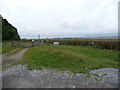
[{"xmin": 21, "ymin": 45, "xmax": 118, "ymax": 73}]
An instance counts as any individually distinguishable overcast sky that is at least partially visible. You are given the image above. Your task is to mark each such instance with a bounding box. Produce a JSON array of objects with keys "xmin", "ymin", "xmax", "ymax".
[{"xmin": 0, "ymin": 0, "xmax": 119, "ymax": 39}]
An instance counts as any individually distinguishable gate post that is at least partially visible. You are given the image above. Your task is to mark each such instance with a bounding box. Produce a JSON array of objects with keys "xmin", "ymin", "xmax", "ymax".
[{"xmin": 32, "ymin": 40, "xmax": 34, "ymax": 47}]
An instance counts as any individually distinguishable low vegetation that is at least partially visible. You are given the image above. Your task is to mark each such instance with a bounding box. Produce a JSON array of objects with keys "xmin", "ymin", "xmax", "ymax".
[
  {"xmin": 47, "ymin": 38, "xmax": 118, "ymax": 51},
  {"xmin": 0, "ymin": 42, "xmax": 2, "ymax": 54},
  {"xmin": 2, "ymin": 41, "xmax": 16, "ymax": 54},
  {"xmin": 7, "ymin": 48, "xmax": 25, "ymax": 56},
  {"xmin": 25, "ymin": 38, "xmax": 119, "ymax": 50},
  {"xmin": 2, "ymin": 47, "xmax": 16, "ymax": 54},
  {"xmin": 21, "ymin": 45, "xmax": 118, "ymax": 73}
]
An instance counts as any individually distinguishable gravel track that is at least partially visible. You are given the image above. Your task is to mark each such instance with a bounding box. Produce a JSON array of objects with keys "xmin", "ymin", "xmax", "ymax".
[
  {"xmin": 1, "ymin": 48, "xmax": 28, "ymax": 89},
  {"xmin": 2, "ymin": 65, "xmax": 119, "ymax": 88},
  {"xmin": 0, "ymin": 48, "xmax": 18, "ymax": 64},
  {"xmin": 2, "ymin": 48, "xmax": 28, "ymax": 66}
]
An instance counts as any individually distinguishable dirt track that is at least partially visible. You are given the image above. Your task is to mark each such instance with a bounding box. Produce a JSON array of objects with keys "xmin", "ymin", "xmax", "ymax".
[{"xmin": 2, "ymin": 48, "xmax": 28, "ymax": 66}]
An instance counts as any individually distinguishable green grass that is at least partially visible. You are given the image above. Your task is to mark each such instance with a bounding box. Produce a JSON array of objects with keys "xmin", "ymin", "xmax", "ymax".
[
  {"xmin": 2, "ymin": 47, "xmax": 16, "ymax": 54},
  {"xmin": 21, "ymin": 45, "xmax": 119, "ymax": 73},
  {"xmin": 2, "ymin": 41, "xmax": 16, "ymax": 54},
  {"xmin": 0, "ymin": 42, "xmax": 2, "ymax": 54},
  {"xmin": 7, "ymin": 48, "xmax": 25, "ymax": 56}
]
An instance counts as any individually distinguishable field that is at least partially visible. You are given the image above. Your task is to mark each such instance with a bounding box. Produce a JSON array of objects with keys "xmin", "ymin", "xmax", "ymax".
[
  {"xmin": 2, "ymin": 39, "xmax": 119, "ymax": 73},
  {"xmin": 3, "ymin": 38, "xmax": 118, "ymax": 51},
  {"xmin": 48, "ymin": 38, "xmax": 119, "ymax": 50},
  {"xmin": 20, "ymin": 45, "xmax": 118, "ymax": 73},
  {"xmin": 26, "ymin": 38, "xmax": 119, "ymax": 50}
]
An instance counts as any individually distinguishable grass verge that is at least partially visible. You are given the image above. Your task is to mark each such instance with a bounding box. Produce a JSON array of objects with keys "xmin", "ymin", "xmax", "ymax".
[
  {"xmin": 2, "ymin": 41, "xmax": 16, "ymax": 54},
  {"xmin": 2, "ymin": 47, "xmax": 16, "ymax": 54},
  {"xmin": 7, "ymin": 48, "xmax": 25, "ymax": 56}
]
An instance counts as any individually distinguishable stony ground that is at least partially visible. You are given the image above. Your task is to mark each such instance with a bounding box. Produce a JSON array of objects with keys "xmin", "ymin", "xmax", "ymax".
[{"xmin": 2, "ymin": 65, "xmax": 119, "ymax": 88}]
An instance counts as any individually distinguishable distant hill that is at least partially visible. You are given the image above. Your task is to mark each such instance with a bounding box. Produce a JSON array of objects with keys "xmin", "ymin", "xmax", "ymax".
[
  {"xmin": 1, "ymin": 16, "xmax": 20, "ymax": 40},
  {"xmin": 88, "ymin": 36, "xmax": 119, "ymax": 39},
  {"xmin": 57, "ymin": 36, "xmax": 119, "ymax": 39}
]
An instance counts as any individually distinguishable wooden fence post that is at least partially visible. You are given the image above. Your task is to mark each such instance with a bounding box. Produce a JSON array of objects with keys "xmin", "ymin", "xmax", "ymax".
[{"xmin": 12, "ymin": 40, "xmax": 14, "ymax": 47}]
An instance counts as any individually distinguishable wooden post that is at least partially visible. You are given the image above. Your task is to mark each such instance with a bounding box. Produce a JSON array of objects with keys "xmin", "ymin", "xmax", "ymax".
[
  {"xmin": 46, "ymin": 37, "xmax": 49, "ymax": 45},
  {"xmin": 12, "ymin": 40, "xmax": 14, "ymax": 47},
  {"xmin": 38, "ymin": 35, "xmax": 41, "ymax": 46}
]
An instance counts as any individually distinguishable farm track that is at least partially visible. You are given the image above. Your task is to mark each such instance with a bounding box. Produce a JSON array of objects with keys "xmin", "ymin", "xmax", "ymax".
[
  {"xmin": 0, "ymin": 48, "xmax": 18, "ymax": 64},
  {"xmin": 2, "ymin": 48, "xmax": 28, "ymax": 67}
]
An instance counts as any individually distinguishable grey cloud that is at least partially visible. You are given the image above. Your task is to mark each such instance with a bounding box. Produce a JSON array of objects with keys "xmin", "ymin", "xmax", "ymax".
[{"xmin": 0, "ymin": 0, "xmax": 118, "ymax": 38}]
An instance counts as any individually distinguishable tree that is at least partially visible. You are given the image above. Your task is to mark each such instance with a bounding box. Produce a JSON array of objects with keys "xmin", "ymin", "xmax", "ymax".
[{"xmin": 1, "ymin": 16, "xmax": 20, "ymax": 41}]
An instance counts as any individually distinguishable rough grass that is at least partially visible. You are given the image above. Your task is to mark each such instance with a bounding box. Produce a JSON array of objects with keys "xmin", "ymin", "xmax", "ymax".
[
  {"xmin": 45, "ymin": 38, "xmax": 118, "ymax": 50},
  {"xmin": 2, "ymin": 41, "xmax": 16, "ymax": 54},
  {"xmin": 7, "ymin": 48, "xmax": 25, "ymax": 56},
  {"xmin": 0, "ymin": 42, "xmax": 2, "ymax": 54},
  {"xmin": 2, "ymin": 47, "xmax": 16, "ymax": 54},
  {"xmin": 21, "ymin": 45, "xmax": 118, "ymax": 73}
]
